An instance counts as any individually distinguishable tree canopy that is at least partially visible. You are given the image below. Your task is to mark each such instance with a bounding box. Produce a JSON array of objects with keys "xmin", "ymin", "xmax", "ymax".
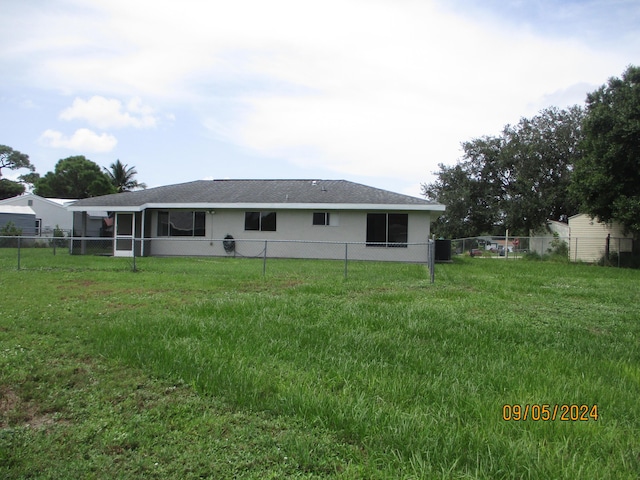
[
  {"xmin": 34, "ymin": 156, "xmax": 116, "ymax": 199},
  {"xmin": 104, "ymin": 159, "xmax": 146, "ymax": 193},
  {"xmin": 0, "ymin": 179, "xmax": 26, "ymax": 200},
  {"xmin": 423, "ymin": 106, "xmax": 583, "ymax": 238},
  {"xmin": 0, "ymin": 145, "xmax": 36, "ymax": 200},
  {"xmin": 0, "ymin": 145, "xmax": 33, "ymax": 178},
  {"xmin": 571, "ymin": 65, "xmax": 640, "ymax": 234}
]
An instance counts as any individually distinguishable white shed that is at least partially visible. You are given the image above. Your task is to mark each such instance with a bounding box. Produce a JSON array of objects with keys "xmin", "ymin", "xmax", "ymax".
[{"xmin": 568, "ymin": 213, "xmax": 634, "ymax": 263}]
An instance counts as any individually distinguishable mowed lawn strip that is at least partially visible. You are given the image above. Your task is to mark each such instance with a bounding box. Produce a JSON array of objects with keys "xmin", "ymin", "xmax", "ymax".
[{"xmin": 1, "ymin": 253, "xmax": 639, "ymax": 479}]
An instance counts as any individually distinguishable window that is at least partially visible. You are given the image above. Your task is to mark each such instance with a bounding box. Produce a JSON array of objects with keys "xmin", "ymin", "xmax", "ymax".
[
  {"xmin": 366, "ymin": 213, "xmax": 408, "ymax": 247},
  {"xmin": 366, "ymin": 213, "xmax": 386, "ymax": 245},
  {"xmin": 313, "ymin": 212, "xmax": 330, "ymax": 226},
  {"xmin": 388, "ymin": 214, "xmax": 408, "ymax": 246},
  {"xmin": 244, "ymin": 211, "xmax": 260, "ymax": 231},
  {"xmin": 245, "ymin": 211, "xmax": 276, "ymax": 231},
  {"xmin": 157, "ymin": 211, "xmax": 206, "ymax": 237}
]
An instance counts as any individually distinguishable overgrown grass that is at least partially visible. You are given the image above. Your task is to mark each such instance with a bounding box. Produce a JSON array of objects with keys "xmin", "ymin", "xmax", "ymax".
[{"xmin": 1, "ymin": 251, "xmax": 639, "ymax": 478}]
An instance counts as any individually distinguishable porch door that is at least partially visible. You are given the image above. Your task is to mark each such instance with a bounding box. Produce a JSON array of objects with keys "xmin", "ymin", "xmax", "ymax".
[{"xmin": 114, "ymin": 213, "xmax": 134, "ymax": 257}]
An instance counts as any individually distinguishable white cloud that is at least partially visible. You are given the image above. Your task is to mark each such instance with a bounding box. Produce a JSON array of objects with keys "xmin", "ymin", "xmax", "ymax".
[
  {"xmin": 59, "ymin": 96, "xmax": 157, "ymax": 129},
  {"xmin": 3, "ymin": 0, "xmax": 638, "ymax": 187},
  {"xmin": 39, "ymin": 128, "xmax": 118, "ymax": 152},
  {"xmin": 213, "ymin": 1, "xmax": 624, "ymax": 180}
]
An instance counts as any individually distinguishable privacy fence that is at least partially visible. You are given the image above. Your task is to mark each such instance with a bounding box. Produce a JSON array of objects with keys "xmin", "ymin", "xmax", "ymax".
[
  {"xmin": 0, "ymin": 235, "xmax": 437, "ymax": 282},
  {"xmin": 450, "ymin": 235, "xmax": 636, "ymax": 267}
]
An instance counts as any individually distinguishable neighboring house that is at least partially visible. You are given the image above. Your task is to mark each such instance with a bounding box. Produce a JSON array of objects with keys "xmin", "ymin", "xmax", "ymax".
[
  {"xmin": 68, "ymin": 179, "xmax": 445, "ymax": 261},
  {"xmin": 568, "ymin": 213, "xmax": 634, "ymax": 263},
  {"xmin": 0, "ymin": 205, "xmax": 37, "ymax": 235},
  {"xmin": 0, "ymin": 193, "xmax": 107, "ymax": 237}
]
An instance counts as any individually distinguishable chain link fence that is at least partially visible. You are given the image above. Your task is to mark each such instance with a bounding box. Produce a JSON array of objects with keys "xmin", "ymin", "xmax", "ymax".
[
  {"xmin": 449, "ymin": 235, "xmax": 636, "ymax": 267},
  {"xmin": 0, "ymin": 235, "xmax": 437, "ymax": 282}
]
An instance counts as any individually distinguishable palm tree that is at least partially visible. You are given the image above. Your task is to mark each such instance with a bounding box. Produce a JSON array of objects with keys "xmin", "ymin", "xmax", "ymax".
[{"xmin": 104, "ymin": 160, "xmax": 147, "ymax": 193}]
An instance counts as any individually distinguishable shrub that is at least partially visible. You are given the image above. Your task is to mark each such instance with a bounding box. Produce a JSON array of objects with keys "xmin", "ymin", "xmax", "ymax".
[
  {"xmin": 49, "ymin": 225, "xmax": 69, "ymax": 248},
  {"xmin": 523, "ymin": 234, "xmax": 569, "ymax": 263},
  {"xmin": 547, "ymin": 232, "xmax": 569, "ymax": 258},
  {"xmin": 0, "ymin": 221, "xmax": 22, "ymax": 247},
  {"xmin": 523, "ymin": 251, "xmax": 542, "ymax": 261},
  {"xmin": 600, "ymin": 251, "xmax": 640, "ymax": 269}
]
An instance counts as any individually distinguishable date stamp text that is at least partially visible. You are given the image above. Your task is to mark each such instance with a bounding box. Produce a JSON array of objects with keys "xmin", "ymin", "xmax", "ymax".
[{"xmin": 502, "ymin": 404, "xmax": 598, "ymax": 421}]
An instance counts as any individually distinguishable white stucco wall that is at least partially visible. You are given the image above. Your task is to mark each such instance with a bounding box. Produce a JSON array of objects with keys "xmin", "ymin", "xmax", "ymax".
[{"xmin": 145, "ymin": 208, "xmax": 432, "ymax": 262}]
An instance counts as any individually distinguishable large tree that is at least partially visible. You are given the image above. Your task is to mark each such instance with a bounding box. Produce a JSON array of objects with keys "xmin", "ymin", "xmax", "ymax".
[
  {"xmin": 500, "ymin": 105, "xmax": 583, "ymax": 232},
  {"xmin": 104, "ymin": 159, "xmax": 146, "ymax": 193},
  {"xmin": 35, "ymin": 156, "xmax": 116, "ymax": 199},
  {"xmin": 424, "ymin": 137, "xmax": 504, "ymax": 238},
  {"xmin": 423, "ymin": 106, "xmax": 583, "ymax": 237},
  {"xmin": 0, "ymin": 145, "xmax": 36, "ymax": 200},
  {"xmin": 571, "ymin": 65, "xmax": 640, "ymax": 234}
]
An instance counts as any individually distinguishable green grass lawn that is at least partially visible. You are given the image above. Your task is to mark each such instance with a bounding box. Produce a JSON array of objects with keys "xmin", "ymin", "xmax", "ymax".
[{"xmin": 1, "ymin": 251, "xmax": 639, "ymax": 479}]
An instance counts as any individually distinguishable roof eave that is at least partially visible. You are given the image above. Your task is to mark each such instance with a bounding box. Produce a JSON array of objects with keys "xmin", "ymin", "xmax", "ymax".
[
  {"xmin": 68, "ymin": 202, "xmax": 445, "ymax": 212},
  {"xmin": 67, "ymin": 205, "xmax": 145, "ymax": 212}
]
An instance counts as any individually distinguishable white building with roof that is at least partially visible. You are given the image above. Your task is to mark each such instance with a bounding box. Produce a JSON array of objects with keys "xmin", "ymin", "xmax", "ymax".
[
  {"xmin": 69, "ymin": 179, "xmax": 445, "ymax": 261},
  {"xmin": 0, "ymin": 193, "xmax": 109, "ymax": 237},
  {"xmin": 0, "ymin": 193, "xmax": 76, "ymax": 235},
  {"xmin": 0, "ymin": 205, "xmax": 37, "ymax": 235},
  {"xmin": 568, "ymin": 213, "xmax": 634, "ymax": 263}
]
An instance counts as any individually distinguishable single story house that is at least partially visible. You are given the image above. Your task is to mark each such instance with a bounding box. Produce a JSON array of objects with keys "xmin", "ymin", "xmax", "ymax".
[
  {"xmin": 0, "ymin": 193, "xmax": 107, "ymax": 236},
  {"xmin": 568, "ymin": 213, "xmax": 634, "ymax": 263},
  {"xmin": 0, "ymin": 205, "xmax": 37, "ymax": 235},
  {"xmin": 68, "ymin": 179, "xmax": 445, "ymax": 262}
]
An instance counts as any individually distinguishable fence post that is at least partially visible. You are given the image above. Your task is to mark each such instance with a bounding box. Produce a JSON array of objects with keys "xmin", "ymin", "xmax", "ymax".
[
  {"xmin": 132, "ymin": 237, "xmax": 137, "ymax": 272},
  {"xmin": 17, "ymin": 236, "xmax": 21, "ymax": 270},
  {"xmin": 429, "ymin": 240, "xmax": 435, "ymax": 284},
  {"xmin": 344, "ymin": 242, "xmax": 348, "ymax": 279},
  {"xmin": 505, "ymin": 229, "xmax": 509, "ymax": 259},
  {"xmin": 263, "ymin": 240, "xmax": 267, "ymax": 277}
]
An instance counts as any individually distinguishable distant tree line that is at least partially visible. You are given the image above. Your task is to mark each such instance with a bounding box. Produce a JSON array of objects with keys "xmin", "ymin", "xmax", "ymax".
[
  {"xmin": 423, "ymin": 65, "xmax": 640, "ymax": 240},
  {"xmin": 0, "ymin": 148, "xmax": 145, "ymax": 200}
]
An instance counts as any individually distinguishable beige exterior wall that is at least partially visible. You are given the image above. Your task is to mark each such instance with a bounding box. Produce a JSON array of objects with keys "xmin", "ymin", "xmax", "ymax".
[
  {"xmin": 568, "ymin": 214, "xmax": 634, "ymax": 263},
  {"xmin": 145, "ymin": 208, "xmax": 432, "ymax": 262}
]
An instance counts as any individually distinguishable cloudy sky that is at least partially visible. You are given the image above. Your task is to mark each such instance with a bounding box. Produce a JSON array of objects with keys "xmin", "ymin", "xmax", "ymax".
[{"xmin": 1, "ymin": 0, "xmax": 638, "ymax": 197}]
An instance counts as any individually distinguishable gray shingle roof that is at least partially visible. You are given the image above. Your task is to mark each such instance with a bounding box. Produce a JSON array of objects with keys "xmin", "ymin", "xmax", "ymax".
[{"xmin": 70, "ymin": 179, "xmax": 442, "ymax": 209}]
